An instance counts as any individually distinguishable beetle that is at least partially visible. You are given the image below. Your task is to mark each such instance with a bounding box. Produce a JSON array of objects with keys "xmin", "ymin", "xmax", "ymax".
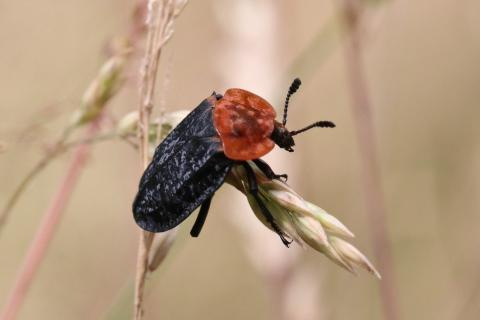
[{"xmin": 132, "ymin": 78, "xmax": 335, "ymax": 246}]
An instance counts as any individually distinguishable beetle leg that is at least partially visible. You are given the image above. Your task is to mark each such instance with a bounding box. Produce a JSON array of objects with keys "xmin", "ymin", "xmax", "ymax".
[
  {"xmin": 241, "ymin": 162, "xmax": 292, "ymax": 247},
  {"xmin": 190, "ymin": 196, "xmax": 213, "ymax": 237},
  {"xmin": 253, "ymin": 159, "xmax": 288, "ymax": 182}
]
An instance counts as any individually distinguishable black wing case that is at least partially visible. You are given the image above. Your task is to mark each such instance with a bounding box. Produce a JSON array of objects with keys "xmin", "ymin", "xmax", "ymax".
[{"xmin": 133, "ymin": 94, "xmax": 234, "ymax": 232}]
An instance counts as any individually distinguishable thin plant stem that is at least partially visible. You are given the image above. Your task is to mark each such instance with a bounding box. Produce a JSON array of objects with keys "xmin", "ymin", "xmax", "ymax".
[
  {"xmin": 0, "ymin": 126, "xmax": 73, "ymax": 234},
  {"xmin": 0, "ymin": 1, "xmax": 147, "ymax": 318},
  {"xmin": 0, "ymin": 131, "xmax": 136, "ymax": 238},
  {"xmin": 341, "ymin": 1, "xmax": 400, "ymax": 320},
  {"xmin": 134, "ymin": 1, "xmax": 188, "ymax": 318},
  {"xmin": 133, "ymin": 232, "xmax": 154, "ymax": 320},
  {"xmin": 0, "ymin": 148, "xmax": 60, "ymax": 230},
  {"xmin": 0, "ymin": 121, "xmax": 101, "ymax": 320},
  {"xmin": 134, "ymin": 2, "xmax": 158, "ymax": 317},
  {"xmin": 64, "ymin": 132, "xmax": 138, "ymax": 149}
]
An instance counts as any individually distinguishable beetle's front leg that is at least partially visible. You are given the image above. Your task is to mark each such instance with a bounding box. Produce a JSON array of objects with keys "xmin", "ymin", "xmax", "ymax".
[
  {"xmin": 242, "ymin": 161, "xmax": 292, "ymax": 247},
  {"xmin": 253, "ymin": 159, "xmax": 288, "ymax": 182}
]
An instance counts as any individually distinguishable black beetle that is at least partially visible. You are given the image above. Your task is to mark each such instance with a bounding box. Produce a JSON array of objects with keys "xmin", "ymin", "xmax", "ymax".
[{"xmin": 132, "ymin": 79, "xmax": 335, "ymax": 246}]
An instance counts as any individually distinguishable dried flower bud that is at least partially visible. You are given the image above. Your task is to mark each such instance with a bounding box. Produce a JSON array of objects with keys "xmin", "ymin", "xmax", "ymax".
[
  {"xmin": 306, "ymin": 202, "xmax": 354, "ymax": 238},
  {"xmin": 227, "ymin": 163, "xmax": 380, "ymax": 278},
  {"xmin": 329, "ymin": 236, "xmax": 381, "ymax": 279},
  {"xmin": 116, "ymin": 111, "xmax": 140, "ymax": 137},
  {"xmin": 70, "ymin": 49, "xmax": 129, "ymax": 127},
  {"xmin": 116, "ymin": 110, "xmax": 189, "ymax": 141},
  {"xmin": 156, "ymin": 110, "xmax": 190, "ymax": 139}
]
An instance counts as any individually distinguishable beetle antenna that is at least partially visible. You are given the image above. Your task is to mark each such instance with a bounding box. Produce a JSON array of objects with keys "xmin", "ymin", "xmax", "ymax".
[
  {"xmin": 282, "ymin": 78, "xmax": 302, "ymax": 125},
  {"xmin": 290, "ymin": 121, "xmax": 335, "ymax": 136}
]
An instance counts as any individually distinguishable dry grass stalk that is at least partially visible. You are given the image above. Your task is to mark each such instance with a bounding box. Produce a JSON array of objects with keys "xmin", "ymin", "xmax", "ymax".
[
  {"xmin": 0, "ymin": 143, "xmax": 63, "ymax": 233},
  {"xmin": 0, "ymin": 4, "xmax": 148, "ymax": 315},
  {"xmin": 134, "ymin": 1, "xmax": 187, "ymax": 319},
  {"xmin": 0, "ymin": 40, "xmax": 134, "ymax": 318},
  {"xmin": 0, "ymin": 121, "xmax": 102, "ymax": 320},
  {"xmin": 0, "ymin": 2, "xmax": 148, "ymax": 318},
  {"xmin": 341, "ymin": 1, "xmax": 400, "ymax": 319},
  {"xmin": 0, "ymin": 46, "xmax": 130, "ymax": 236}
]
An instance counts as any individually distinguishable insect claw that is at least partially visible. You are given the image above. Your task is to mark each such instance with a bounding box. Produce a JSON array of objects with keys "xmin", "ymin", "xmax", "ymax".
[
  {"xmin": 274, "ymin": 174, "xmax": 288, "ymax": 182},
  {"xmin": 268, "ymin": 216, "xmax": 292, "ymax": 247},
  {"xmin": 279, "ymin": 233, "xmax": 293, "ymax": 247}
]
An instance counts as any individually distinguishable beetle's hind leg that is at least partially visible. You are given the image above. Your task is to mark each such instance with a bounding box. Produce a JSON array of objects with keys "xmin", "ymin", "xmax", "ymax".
[
  {"xmin": 242, "ymin": 162, "xmax": 292, "ymax": 247},
  {"xmin": 190, "ymin": 196, "xmax": 213, "ymax": 237},
  {"xmin": 253, "ymin": 159, "xmax": 288, "ymax": 182}
]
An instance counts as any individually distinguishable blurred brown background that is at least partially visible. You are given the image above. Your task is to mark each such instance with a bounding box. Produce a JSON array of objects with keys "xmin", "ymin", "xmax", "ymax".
[{"xmin": 1, "ymin": 0, "xmax": 479, "ymax": 319}]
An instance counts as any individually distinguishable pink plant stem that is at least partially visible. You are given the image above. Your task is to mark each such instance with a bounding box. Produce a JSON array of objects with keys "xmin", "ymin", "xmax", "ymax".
[
  {"xmin": 0, "ymin": 122, "xmax": 101, "ymax": 320},
  {"xmin": 342, "ymin": 2, "xmax": 400, "ymax": 320}
]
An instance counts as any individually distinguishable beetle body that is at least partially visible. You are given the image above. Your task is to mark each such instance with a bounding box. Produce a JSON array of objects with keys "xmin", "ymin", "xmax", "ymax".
[
  {"xmin": 133, "ymin": 94, "xmax": 234, "ymax": 232},
  {"xmin": 133, "ymin": 79, "xmax": 335, "ymax": 245}
]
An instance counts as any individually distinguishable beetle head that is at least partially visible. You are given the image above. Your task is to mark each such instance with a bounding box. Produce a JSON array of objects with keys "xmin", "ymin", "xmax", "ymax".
[
  {"xmin": 271, "ymin": 122, "xmax": 295, "ymax": 152},
  {"xmin": 272, "ymin": 78, "xmax": 336, "ymax": 152}
]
